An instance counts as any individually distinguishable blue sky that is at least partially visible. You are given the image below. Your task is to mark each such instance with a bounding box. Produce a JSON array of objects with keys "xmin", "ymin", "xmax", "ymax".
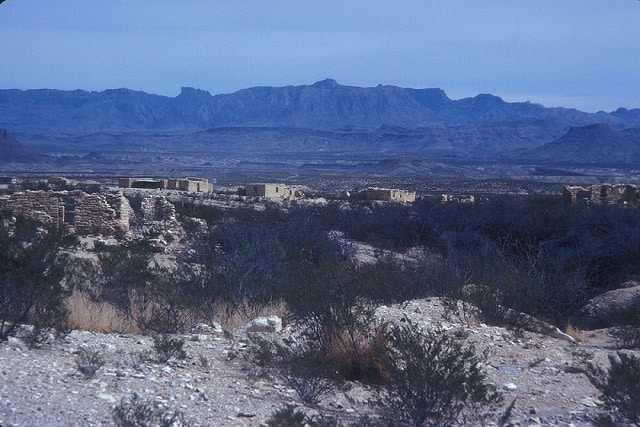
[{"xmin": 1, "ymin": 0, "xmax": 639, "ymax": 112}]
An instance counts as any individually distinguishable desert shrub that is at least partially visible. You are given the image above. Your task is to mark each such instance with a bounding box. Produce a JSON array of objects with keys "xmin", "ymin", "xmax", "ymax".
[
  {"xmin": 285, "ymin": 259, "xmax": 378, "ymax": 381},
  {"xmin": 112, "ymin": 393, "xmax": 189, "ymax": 427},
  {"xmin": 152, "ymin": 334, "xmax": 186, "ymax": 363},
  {"xmin": 95, "ymin": 242, "xmax": 157, "ymax": 316},
  {"xmin": 75, "ymin": 347, "xmax": 105, "ymax": 378},
  {"xmin": 379, "ymin": 321, "xmax": 501, "ymax": 426},
  {"xmin": 0, "ymin": 213, "xmax": 77, "ymax": 341},
  {"xmin": 588, "ymin": 352, "xmax": 640, "ymax": 423},
  {"xmin": 266, "ymin": 406, "xmax": 350, "ymax": 427},
  {"xmin": 611, "ymin": 325, "xmax": 640, "ymax": 350},
  {"xmin": 286, "ymin": 368, "xmax": 336, "ymax": 405},
  {"xmin": 267, "ymin": 406, "xmax": 308, "ymax": 427},
  {"xmin": 135, "ymin": 265, "xmax": 203, "ymax": 333}
]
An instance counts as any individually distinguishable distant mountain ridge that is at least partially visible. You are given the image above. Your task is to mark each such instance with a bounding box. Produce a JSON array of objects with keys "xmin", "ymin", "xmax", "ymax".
[
  {"xmin": 526, "ymin": 123, "xmax": 640, "ymax": 164},
  {"xmin": 2, "ymin": 79, "xmax": 639, "ymax": 132}
]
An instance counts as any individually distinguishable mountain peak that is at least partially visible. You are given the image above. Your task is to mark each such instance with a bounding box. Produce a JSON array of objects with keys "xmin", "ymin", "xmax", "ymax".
[
  {"xmin": 312, "ymin": 78, "xmax": 340, "ymax": 89},
  {"xmin": 178, "ymin": 87, "xmax": 211, "ymax": 98}
]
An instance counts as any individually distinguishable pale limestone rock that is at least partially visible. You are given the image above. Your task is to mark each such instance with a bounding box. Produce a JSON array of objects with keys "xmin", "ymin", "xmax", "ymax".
[{"xmin": 245, "ymin": 316, "xmax": 283, "ymax": 333}]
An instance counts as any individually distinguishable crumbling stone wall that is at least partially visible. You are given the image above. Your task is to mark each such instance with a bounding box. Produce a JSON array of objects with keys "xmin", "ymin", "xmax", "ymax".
[
  {"xmin": 0, "ymin": 190, "xmax": 133, "ymax": 235},
  {"xmin": 0, "ymin": 190, "xmax": 66, "ymax": 227},
  {"xmin": 140, "ymin": 195, "xmax": 177, "ymax": 224},
  {"xmin": 73, "ymin": 193, "xmax": 133, "ymax": 235},
  {"xmin": 563, "ymin": 184, "xmax": 640, "ymax": 206}
]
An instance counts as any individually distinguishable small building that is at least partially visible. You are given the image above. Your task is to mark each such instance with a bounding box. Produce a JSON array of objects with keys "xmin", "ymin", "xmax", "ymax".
[
  {"xmin": 245, "ymin": 183, "xmax": 302, "ymax": 200},
  {"xmin": 167, "ymin": 177, "xmax": 213, "ymax": 193},
  {"xmin": 119, "ymin": 178, "xmax": 167, "ymax": 190},
  {"xmin": 350, "ymin": 187, "xmax": 416, "ymax": 203},
  {"xmin": 440, "ymin": 194, "xmax": 475, "ymax": 204},
  {"xmin": 119, "ymin": 177, "xmax": 212, "ymax": 193}
]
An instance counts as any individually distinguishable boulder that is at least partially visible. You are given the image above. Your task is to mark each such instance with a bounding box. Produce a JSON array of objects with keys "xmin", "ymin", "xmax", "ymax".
[
  {"xmin": 577, "ymin": 284, "xmax": 640, "ymax": 329},
  {"xmin": 244, "ymin": 316, "xmax": 282, "ymax": 333}
]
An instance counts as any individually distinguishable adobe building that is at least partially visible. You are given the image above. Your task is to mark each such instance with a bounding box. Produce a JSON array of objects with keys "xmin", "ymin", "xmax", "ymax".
[
  {"xmin": 350, "ymin": 187, "xmax": 416, "ymax": 203},
  {"xmin": 563, "ymin": 184, "xmax": 640, "ymax": 206},
  {"xmin": 167, "ymin": 177, "xmax": 213, "ymax": 193},
  {"xmin": 245, "ymin": 183, "xmax": 302, "ymax": 200},
  {"xmin": 119, "ymin": 177, "xmax": 213, "ymax": 193}
]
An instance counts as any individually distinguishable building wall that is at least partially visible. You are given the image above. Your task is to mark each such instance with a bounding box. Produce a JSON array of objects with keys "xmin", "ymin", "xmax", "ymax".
[{"xmin": 245, "ymin": 183, "xmax": 300, "ymax": 200}]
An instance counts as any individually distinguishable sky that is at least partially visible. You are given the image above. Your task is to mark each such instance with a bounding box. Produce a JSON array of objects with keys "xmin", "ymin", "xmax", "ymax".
[{"xmin": 1, "ymin": 1, "xmax": 639, "ymax": 113}]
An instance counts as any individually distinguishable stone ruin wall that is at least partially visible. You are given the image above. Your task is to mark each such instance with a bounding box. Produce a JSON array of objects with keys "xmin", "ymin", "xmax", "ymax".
[
  {"xmin": 0, "ymin": 190, "xmax": 66, "ymax": 227},
  {"xmin": 139, "ymin": 195, "xmax": 177, "ymax": 224},
  {"xmin": 72, "ymin": 193, "xmax": 133, "ymax": 235},
  {"xmin": 563, "ymin": 184, "xmax": 640, "ymax": 206},
  {"xmin": 0, "ymin": 190, "xmax": 178, "ymax": 236}
]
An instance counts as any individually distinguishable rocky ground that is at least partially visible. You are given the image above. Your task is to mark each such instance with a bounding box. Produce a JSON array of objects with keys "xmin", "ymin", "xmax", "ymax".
[{"xmin": 0, "ymin": 297, "xmax": 633, "ymax": 427}]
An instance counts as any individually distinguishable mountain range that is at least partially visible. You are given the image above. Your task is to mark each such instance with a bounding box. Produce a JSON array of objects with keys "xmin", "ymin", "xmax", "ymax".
[
  {"xmin": 1, "ymin": 80, "xmax": 640, "ymax": 176},
  {"xmin": 2, "ymin": 79, "xmax": 640, "ymax": 132}
]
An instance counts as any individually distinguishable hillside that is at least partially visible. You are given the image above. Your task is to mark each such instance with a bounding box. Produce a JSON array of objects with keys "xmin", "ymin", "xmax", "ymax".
[
  {"xmin": 0, "ymin": 128, "xmax": 47, "ymax": 163},
  {"xmin": 526, "ymin": 123, "xmax": 640, "ymax": 164}
]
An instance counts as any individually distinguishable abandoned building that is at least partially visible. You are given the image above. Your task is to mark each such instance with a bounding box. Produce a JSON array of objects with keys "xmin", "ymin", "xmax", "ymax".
[
  {"xmin": 440, "ymin": 194, "xmax": 475, "ymax": 203},
  {"xmin": 0, "ymin": 190, "xmax": 178, "ymax": 235},
  {"xmin": 119, "ymin": 177, "xmax": 213, "ymax": 193},
  {"xmin": 563, "ymin": 184, "xmax": 640, "ymax": 206},
  {"xmin": 244, "ymin": 183, "xmax": 303, "ymax": 200},
  {"xmin": 350, "ymin": 187, "xmax": 416, "ymax": 203}
]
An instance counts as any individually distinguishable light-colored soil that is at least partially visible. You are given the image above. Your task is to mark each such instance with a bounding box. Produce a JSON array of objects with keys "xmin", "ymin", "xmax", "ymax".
[{"xmin": 0, "ymin": 298, "xmax": 633, "ymax": 426}]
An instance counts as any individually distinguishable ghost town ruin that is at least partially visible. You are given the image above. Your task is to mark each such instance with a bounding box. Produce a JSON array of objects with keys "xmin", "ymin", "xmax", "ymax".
[
  {"xmin": 563, "ymin": 184, "xmax": 640, "ymax": 206},
  {"xmin": 0, "ymin": 190, "xmax": 177, "ymax": 236},
  {"xmin": 118, "ymin": 177, "xmax": 213, "ymax": 193},
  {"xmin": 349, "ymin": 187, "xmax": 416, "ymax": 203},
  {"xmin": 440, "ymin": 194, "xmax": 475, "ymax": 203},
  {"xmin": 244, "ymin": 183, "xmax": 303, "ymax": 200}
]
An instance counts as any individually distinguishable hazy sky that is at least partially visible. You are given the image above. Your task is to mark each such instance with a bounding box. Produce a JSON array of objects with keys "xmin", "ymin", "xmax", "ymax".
[{"xmin": 1, "ymin": 1, "xmax": 639, "ymax": 112}]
